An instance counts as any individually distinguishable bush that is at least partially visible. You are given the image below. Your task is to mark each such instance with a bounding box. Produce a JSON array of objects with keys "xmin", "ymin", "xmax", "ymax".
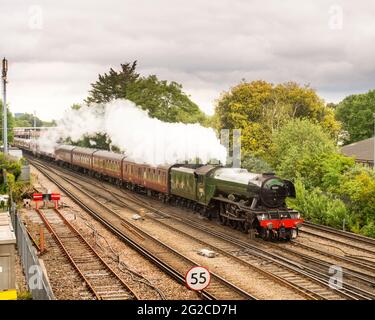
[
  {"xmin": 0, "ymin": 153, "xmax": 30, "ymax": 201},
  {"xmin": 269, "ymin": 119, "xmax": 338, "ymax": 187},
  {"xmin": 241, "ymin": 154, "xmax": 274, "ymax": 173},
  {"xmin": 330, "ymin": 165, "xmax": 375, "ymax": 227},
  {"xmin": 360, "ymin": 222, "xmax": 375, "ymax": 238},
  {"xmin": 288, "ymin": 179, "xmax": 351, "ymax": 229}
]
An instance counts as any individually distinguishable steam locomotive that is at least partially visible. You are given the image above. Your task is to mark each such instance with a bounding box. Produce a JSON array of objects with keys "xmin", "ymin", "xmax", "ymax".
[{"xmin": 13, "ymin": 138, "xmax": 303, "ymax": 240}]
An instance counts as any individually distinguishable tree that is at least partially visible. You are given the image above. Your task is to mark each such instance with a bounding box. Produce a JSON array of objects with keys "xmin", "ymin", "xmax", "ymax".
[
  {"xmin": 85, "ymin": 61, "xmax": 140, "ymax": 104},
  {"xmin": 126, "ymin": 75, "xmax": 207, "ymax": 124},
  {"xmin": 13, "ymin": 112, "xmax": 56, "ymax": 127},
  {"xmin": 71, "ymin": 103, "xmax": 82, "ymax": 110},
  {"xmin": 269, "ymin": 119, "xmax": 339, "ymax": 188},
  {"xmin": 214, "ymin": 80, "xmax": 341, "ymax": 159},
  {"xmin": 330, "ymin": 165, "xmax": 375, "ymax": 230},
  {"xmin": 335, "ymin": 90, "xmax": 375, "ymax": 144},
  {"xmin": 86, "ymin": 63, "xmax": 207, "ymax": 124},
  {"xmin": 14, "ymin": 113, "xmax": 42, "ymax": 127},
  {"xmin": 272, "ymin": 118, "xmax": 375, "ymax": 237},
  {"xmin": 287, "ymin": 179, "xmax": 351, "ymax": 229}
]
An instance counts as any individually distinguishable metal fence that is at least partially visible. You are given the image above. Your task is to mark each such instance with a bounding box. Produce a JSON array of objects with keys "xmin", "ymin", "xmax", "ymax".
[{"xmin": 10, "ymin": 206, "xmax": 55, "ymax": 300}]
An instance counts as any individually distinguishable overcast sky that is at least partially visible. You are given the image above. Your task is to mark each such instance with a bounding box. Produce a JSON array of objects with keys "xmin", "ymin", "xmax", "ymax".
[{"xmin": 1, "ymin": 0, "xmax": 375, "ymax": 121}]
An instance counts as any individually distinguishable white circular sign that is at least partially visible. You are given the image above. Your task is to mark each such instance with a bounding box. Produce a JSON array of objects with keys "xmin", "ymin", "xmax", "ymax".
[{"xmin": 185, "ymin": 266, "xmax": 211, "ymax": 291}]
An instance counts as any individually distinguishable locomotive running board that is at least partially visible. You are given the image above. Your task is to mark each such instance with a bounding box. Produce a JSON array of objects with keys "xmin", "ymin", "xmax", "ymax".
[{"xmin": 212, "ymin": 196, "xmax": 260, "ymax": 214}]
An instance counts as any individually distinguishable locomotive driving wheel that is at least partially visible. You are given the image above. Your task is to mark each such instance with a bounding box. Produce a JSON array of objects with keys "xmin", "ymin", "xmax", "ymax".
[
  {"xmin": 218, "ymin": 203, "xmax": 227, "ymax": 225},
  {"xmin": 259, "ymin": 227, "xmax": 271, "ymax": 241},
  {"xmin": 229, "ymin": 219, "xmax": 238, "ymax": 229}
]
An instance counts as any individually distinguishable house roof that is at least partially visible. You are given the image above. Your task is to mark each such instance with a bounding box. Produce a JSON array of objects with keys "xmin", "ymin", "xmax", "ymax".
[{"xmin": 341, "ymin": 137, "xmax": 374, "ymax": 162}]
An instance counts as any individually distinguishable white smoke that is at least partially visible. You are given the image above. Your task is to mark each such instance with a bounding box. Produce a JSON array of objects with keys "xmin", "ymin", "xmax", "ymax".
[{"xmin": 37, "ymin": 99, "xmax": 227, "ymax": 166}]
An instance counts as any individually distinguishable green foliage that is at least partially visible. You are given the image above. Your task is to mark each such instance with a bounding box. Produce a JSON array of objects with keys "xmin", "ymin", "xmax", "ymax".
[
  {"xmin": 215, "ymin": 80, "xmax": 340, "ymax": 158},
  {"xmin": 270, "ymin": 118, "xmax": 375, "ymax": 237},
  {"xmin": 71, "ymin": 103, "xmax": 82, "ymax": 110},
  {"xmin": 0, "ymin": 153, "xmax": 30, "ymax": 203},
  {"xmin": 14, "ymin": 113, "xmax": 42, "ymax": 127},
  {"xmin": 86, "ymin": 62, "xmax": 207, "ymax": 125},
  {"xmin": 86, "ymin": 61, "xmax": 140, "ymax": 104},
  {"xmin": 287, "ymin": 179, "xmax": 351, "ymax": 229},
  {"xmin": 67, "ymin": 133, "xmax": 112, "ymax": 151},
  {"xmin": 269, "ymin": 119, "xmax": 337, "ymax": 188},
  {"xmin": 126, "ymin": 75, "xmax": 207, "ymax": 125},
  {"xmin": 320, "ymin": 153, "xmax": 356, "ymax": 189},
  {"xmin": 0, "ymin": 100, "xmax": 15, "ymax": 144},
  {"xmin": 360, "ymin": 222, "xmax": 375, "ymax": 238},
  {"xmin": 17, "ymin": 291, "xmax": 33, "ymax": 300},
  {"xmin": 241, "ymin": 154, "xmax": 273, "ymax": 173},
  {"xmin": 13, "ymin": 112, "xmax": 56, "ymax": 128},
  {"xmin": 0, "ymin": 153, "xmax": 21, "ymax": 185},
  {"xmin": 335, "ymin": 90, "xmax": 375, "ymax": 144},
  {"xmin": 329, "ymin": 165, "xmax": 375, "ymax": 226}
]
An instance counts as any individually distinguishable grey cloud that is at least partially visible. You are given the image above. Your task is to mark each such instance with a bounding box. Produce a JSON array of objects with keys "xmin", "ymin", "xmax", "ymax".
[{"xmin": 1, "ymin": 0, "xmax": 375, "ymax": 119}]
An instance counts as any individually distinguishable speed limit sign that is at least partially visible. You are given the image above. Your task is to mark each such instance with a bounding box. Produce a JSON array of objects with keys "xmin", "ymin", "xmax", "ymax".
[{"xmin": 185, "ymin": 266, "xmax": 211, "ymax": 291}]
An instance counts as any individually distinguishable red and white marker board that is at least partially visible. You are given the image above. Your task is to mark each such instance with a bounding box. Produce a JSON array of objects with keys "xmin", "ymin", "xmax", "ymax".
[
  {"xmin": 33, "ymin": 193, "xmax": 43, "ymax": 201},
  {"xmin": 33, "ymin": 193, "xmax": 43, "ymax": 209},
  {"xmin": 32, "ymin": 193, "xmax": 60, "ymax": 209},
  {"xmin": 51, "ymin": 193, "xmax": 60, "ymax": 201},
  {"xmin": 185, "ymin": 266, "xmax": 211, "ymax": 291}
]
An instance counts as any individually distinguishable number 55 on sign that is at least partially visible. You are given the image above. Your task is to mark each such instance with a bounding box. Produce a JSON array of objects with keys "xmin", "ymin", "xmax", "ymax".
[{"xmin": 185, "ymin": 266, "xmax": 211, "ymax": 291}]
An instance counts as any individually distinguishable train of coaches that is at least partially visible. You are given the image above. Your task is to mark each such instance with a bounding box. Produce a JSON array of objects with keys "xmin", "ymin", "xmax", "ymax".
[{"xmin": 13, "ymin": 137, "xmax": 303, "ymax": 240}]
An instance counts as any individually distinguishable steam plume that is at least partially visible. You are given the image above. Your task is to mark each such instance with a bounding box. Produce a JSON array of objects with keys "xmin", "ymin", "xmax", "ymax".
[{"xmin": 37, "ymin": 99, "xmax": 227, "ymax": 166}]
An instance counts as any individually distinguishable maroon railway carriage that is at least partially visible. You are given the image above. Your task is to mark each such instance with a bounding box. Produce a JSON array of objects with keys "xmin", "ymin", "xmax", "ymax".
[
  {"xmin": 55, "ymin": 145, "xmax": 76, "ymax": 164},
  {"xmin": 141, "ymin": 164, "xmax": 170, "ymax": 193},
  {"xmin": 121, "ymin": 160, "xmax": 170, "ymax": 194},
  {"xmin": 72, "ymin": 147, "xmax": 97, "ymax": 171},
  {"xmin": 122, "ymin": 159, "xmax": 140, "ymax": 185},
  {"xmin": 92, "ymin": 150, "xmax": 126, "ymax": 180}
]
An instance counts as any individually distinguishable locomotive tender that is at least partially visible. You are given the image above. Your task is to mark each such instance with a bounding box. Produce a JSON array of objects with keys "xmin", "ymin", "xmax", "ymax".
[{"xmin": 14, "ymin": 137, "xmax": 303, "ymax": 240}]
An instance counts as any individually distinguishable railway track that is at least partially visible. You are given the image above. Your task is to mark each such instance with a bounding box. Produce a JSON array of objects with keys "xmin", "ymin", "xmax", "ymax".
[
  {"xmin": 35, "ymin": 208, "xmax": 138, "ymax": 300},
  {"xmin": 29, "ymin": 158, "xmax": 375, "ymax": 300},
  {"xmin": 300, "ymin": 222, "xmax": 375, "ymax": 257},
  {"xmin": 303, "ymin": 221, "xmax": 375, "ymax": 246},
  {"xmin": 30, "ymin": 159, "xmax": 257, "ymax": 300}
]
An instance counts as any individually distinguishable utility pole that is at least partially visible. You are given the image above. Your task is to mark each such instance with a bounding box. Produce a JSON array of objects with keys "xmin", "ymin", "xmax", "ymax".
[{"xmin": 2, "ymin": 58, "xmax": 8, "ymax": 154}]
